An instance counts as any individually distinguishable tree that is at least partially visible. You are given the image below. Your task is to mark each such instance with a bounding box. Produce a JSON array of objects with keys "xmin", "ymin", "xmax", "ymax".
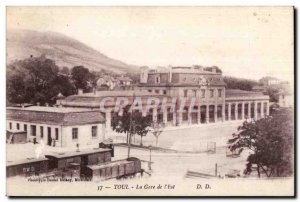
[
  {"xmin": 71, "ymin": 66, "xmax": 98, "ymax": 92},
  {"xmin": 71, "ymin": 66, "xmax": 90, "ymax": 90},
  {"xmin": 111, "ymin": 111, "xmax": 152, "ymax": 156},
  {"xmin": 7, "ymin": 55, "xmax": 76, "ymax": 105},
  {"xmin": 223, "ymin": 76, "xmax": 259, "ymax": 91},
  {"xmin": 150, "ymin": 121, "xmax": 165, "ymax": 147},
  {"xmin": 228, "ymin": 108, "xmax": 293, "ymax": 177}
]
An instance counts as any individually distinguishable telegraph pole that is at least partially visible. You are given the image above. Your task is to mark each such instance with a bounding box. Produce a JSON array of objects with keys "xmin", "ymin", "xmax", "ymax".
[{"xmin": 127, "ymin": 93, "xmax": 135, "ymax": 158}]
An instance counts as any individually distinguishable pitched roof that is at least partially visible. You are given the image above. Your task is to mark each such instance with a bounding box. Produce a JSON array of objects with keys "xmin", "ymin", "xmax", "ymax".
[
  {"xmin": 7, "ymin": 157, "xmax": 49, "ymax": 167},
  {"xmin": 45, "ymin": 148, "xmax": 111, "ymax": 159},
  {"xmin": 7, "ymin": 106, "xmax": 105, "ymax": 126}
]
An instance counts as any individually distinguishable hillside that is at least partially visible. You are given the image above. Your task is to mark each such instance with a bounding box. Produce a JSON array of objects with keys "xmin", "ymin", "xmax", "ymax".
[{"xmin": 7, "ymin": 29, "xmax": 137, "ymax": 74}]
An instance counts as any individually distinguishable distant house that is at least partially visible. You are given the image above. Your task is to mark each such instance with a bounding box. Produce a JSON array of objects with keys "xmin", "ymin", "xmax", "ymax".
[
  {"xmin": 96, "ymin": 76, "xmax": 116, "ymax": 90},
  {"xmin": 52, "ymin": 92, "xmax": 66, "ymax": 105},
  {"xmin": 116, "ymin": 76, "xmax": 133, "ymax": 86},
  {"xmin": 259, "ymin": 76, "xmax": 280, "ymax": 86}
]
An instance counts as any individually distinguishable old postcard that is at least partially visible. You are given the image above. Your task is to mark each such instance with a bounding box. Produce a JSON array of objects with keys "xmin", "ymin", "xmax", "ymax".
[{"xmin": 6, "ymin": 6, "xmax": 294, "ymax": 197}]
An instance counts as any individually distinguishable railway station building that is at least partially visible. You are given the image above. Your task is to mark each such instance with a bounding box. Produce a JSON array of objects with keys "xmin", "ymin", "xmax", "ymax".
[{"xmin": 59, "ymin": 66, "xmax": 270, "ymax": 130}]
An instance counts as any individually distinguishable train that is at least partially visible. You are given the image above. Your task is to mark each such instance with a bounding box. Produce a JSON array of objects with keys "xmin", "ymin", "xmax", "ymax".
[{"xmin": 7, "ymin": 144, "xmax": 143, "ymax": 180}]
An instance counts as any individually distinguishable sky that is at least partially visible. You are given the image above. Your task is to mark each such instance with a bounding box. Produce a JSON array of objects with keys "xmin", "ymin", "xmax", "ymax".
[{"xmin": 7, "ymin": 6, "xmax": 294, "ymax": 82}]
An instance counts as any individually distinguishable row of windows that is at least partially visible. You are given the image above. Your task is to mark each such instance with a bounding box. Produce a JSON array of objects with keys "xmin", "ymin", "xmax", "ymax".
[
  {"xmin": 9, "ymin": 122, "xmax": 59, "ymax": 140},
  {"xmin": 9, "ymin": 122, "xmax": 27, "ymax": 131},
  {"xmin": 72, "ymin": 126, "xmax": 98, "ymax": 140},
  {"xmin": 9, "ymin": 122, "xmax": 99, "ymax": 141},
  {"xmin": 183, "ymin": 89, "xmax": 222, "ymax": 98},
  {"xmin": 147, "ymin": 89, "xmax": 167, "ymax": 95}
]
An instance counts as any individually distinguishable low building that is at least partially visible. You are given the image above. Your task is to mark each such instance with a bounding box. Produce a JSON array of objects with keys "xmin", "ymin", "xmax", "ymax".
[{"xmin": 6, "ymin": 106, "xmax": 106, "ymax": 147}]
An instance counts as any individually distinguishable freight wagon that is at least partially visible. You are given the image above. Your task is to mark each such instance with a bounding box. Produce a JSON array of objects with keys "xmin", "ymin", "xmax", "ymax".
[
  {"xmin": 83, "ymin": 157, "xmax": 143, "ymax": 180},
  {"xmin": 45, "ymin": 148, "xmax": 112, "ymax": 178},
  {"xmin": 6, "ymin": 157, "xmax": 49, "ymax": 177}
]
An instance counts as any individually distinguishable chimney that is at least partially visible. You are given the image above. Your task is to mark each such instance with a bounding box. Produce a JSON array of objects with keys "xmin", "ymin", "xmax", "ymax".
[
  {"xmin": 21, "ymin": 103, "xmax": 25, "ymax": 108},
  {"xmin": 36, "ymin": 102, "xmax": 40, "ymax": 106},
  {"xmin": 78, "ymin": 89, "xmax": 83, "ymax": 95},
  {"xmin": 45, "ymin": 103, "xmax": 49, "ymax": 107}
]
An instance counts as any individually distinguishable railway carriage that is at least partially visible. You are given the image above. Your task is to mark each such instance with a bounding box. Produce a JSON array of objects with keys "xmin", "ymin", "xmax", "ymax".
[
  {"xmin": 83, "ymin": 157, "xmax": 143, "ymax": 180},
  {"xmin": 6, "ymin": 157, "xmax": 49, "ymax": 177}
]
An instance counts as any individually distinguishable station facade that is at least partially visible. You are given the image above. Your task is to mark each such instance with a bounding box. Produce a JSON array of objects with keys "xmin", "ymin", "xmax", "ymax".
[{"xmin": 59, "ymin": 66, "xmax": 270, "ymax": 130}]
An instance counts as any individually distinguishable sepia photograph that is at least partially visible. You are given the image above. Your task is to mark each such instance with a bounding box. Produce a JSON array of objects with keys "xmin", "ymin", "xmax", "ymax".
[{"xmin": 5, "ymin": 6, "xmax": 295, "ymax": 197}]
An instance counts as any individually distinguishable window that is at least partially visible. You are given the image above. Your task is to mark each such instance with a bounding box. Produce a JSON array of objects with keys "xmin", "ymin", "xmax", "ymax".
[
  {"xmin": 163, "ymin": 90, "xmax": 167, "ymax": 95},
  {"xmin": 201, "ymin": 89, "xmax": 206, "ymax": 98},
  {"xmin": 156, "ymin": 76, "xmax": 160, "ymax": 83},
  {"xmin": 55, "ymin": 128, "xmax": 59, "ymax": 140},
  {"xmin": 40, "ymin": 126, "xmax": 44, "ymax": 138},
  {"xmin": 30, "ymin": 125, "xmax": 36, "ymax": 136},
  {"xmin": 155, "ymin": 89, "xmax": 159, "ymax": 94},
  {"xmin": 92, "ymin": 126, "xmax": 98, "ymax": 137},
  {"xmin": 24, "ymin": 124, "xmax": 27, "ymax": 132},
  {"xmin": 17, "ymin": 123, "xmax": 20, "ymax": 130},
  {"xmin": 9, "ymin": 122, "xmax": 12, "ymax": 130},
  {"xmin": 72, "ymin": 128, "xmax": 78, "ymax": 140},
  {"xmin": 218, "ymin": 89, "xmax": 222, "ymax": 97},
  {"xmin": 184, "ymin": 90, "xmax": 188, "ymax": 97},
  {"xmin": 210, "ymin": 89, "xmax": 214, "ymax": 98},
  {"xmin": 148, "ymin": 89, "xmax": 152, "ymax": 93}
]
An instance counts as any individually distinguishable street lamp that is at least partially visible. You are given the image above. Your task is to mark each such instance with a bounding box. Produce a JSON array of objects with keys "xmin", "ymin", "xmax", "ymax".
[{"xmin": 149, "ymin": 145, "xmax": 152, "ymax": 171}]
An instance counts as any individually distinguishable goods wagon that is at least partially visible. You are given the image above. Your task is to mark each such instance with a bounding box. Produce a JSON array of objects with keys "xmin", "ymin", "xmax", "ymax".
[
  {"xmin": 6, "ymin": 157, "xmax": 49, "ymax": 177},
  {"xmin": 83, "ymin": 157, "xmax": 143, "ymax": 180}
]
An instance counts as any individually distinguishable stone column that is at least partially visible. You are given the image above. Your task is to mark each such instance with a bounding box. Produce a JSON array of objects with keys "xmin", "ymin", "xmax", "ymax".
[
  {"xmin": 214, "ymin": 105, "xmax": 218, "ymax": 122},
  {"xmin": 173, "ymin": 110, "xmax": 177, "ymax": 126},
  {"xmin": 222, "ymin": 103, "xmax": 226, "ymax": 122},
  {"xmin": 206, "ymin": 105, "xmax": 209, "ymax": 123},
  {"xmin": 248, "ymin": 102, "xmax": 251, "ymax": 119},
  {"xmin": 241, "ymin": 102, "xmax": 245, "ymax": 120},
  {"xmin": 234, "ymin": 103, "xmax": 238, "ymax": 120},
  {"xmin": 188, "ymin": 110, "xmax": 192, "ymax": 125},
  {"xmin": 254, "ymin": 101, "xmax": 258, "ymax": 120},
  {"xmin": 266, "ymin": 102, "xmax": 270, "ymax": 116},
  {"xmin": 176, "ymin": 111, "xmax": 182, "ymax": 126},
  {"xmin": 197, "ymin": 104, "xmax": 201, "ymax": 124},
  {"xmin": 228, "ymin": 103, "xmax": 231, "ymax": 121},
  {"xmin": 163, "ymin": 109, "xmax": 168, "ymax": 124}
]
